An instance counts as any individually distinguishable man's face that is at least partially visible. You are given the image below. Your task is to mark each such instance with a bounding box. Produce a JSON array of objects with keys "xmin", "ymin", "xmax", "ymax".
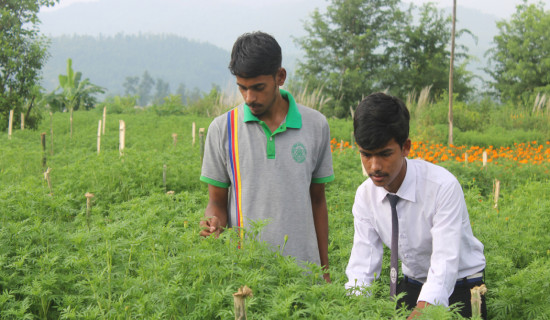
[
  {"xmin": 236, "ymin": 69, "xmax": 285, "ymax": 118},
  {"xmin": 359, "ymin": 138, "xmax": 411, "ymax": 193}
]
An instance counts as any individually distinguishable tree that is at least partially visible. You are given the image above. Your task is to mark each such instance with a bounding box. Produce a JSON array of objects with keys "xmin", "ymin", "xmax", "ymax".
[
  {"xmin": 486, "ymin": 1, "xmax": 550, "ymax": 105},
  {"xmin": 0, "ymin": 0, "xmax": 59, "ymax": 131},
  {"xmin": 384, "ymin": 3, "xmax": 474, "ymax": 100},
  {"xmin": 295, "ymin": 0, "xmax": 404, "ymax": 117},
  {"xmin": 137, "ymin": 71, "xmax": 155, "ymax": 106},
  {"xmin": 46, "ymin": 58, "xmax": 104, "ymax": 136},
  {"xmin": 123, "ymin": 76, "xmax": 139, "ymax": 96},
  {"xmin": 176, "ymin": 83, "xmax": 187, "ymax": 105},
  {"xmin": 153, "ymin": 78, "xmax": 171, "ymax": 105},
  {"xmin": 296, "ymin": 0, "xmax": 474, "ymax": 118}
]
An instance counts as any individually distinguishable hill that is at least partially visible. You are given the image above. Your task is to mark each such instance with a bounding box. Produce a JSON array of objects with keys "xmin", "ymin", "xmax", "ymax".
[{"xmin": 41, "ymin": 34, "xmax": 232, "ymax": 96}]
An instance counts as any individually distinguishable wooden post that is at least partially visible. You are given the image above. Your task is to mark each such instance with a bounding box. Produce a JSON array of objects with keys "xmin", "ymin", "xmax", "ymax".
[
  {"xmin": 464, "ymin": 153, "xmax": 468, "ymax": 166},
  {"xmin": 163, "ymin": 164, "xmax": 167, "ymax": 192},
  {"xmin": 192, "ymin": 122, "xmax": 196, "ymax": 146},
  {"xmin": 340, "ymin": 139, "xmax": 343, "ymax": 152},
  {"xmin": 49, "ymin": 112, "xmax": 54, "ymax": 156},
  {"xmin": 493, "ymin": 179, "xmax": 500, "ymax": 209},
  {"xmin": 482, "ymin": 151, "xmax": 487, "ymax": 167},
  {"xmin": 44, "ymin": 167, "xmax": 52, "ymax": 195},
  {"xmin": 172, "ymin": 133, "xmax": 178, "ymax": 148},
  {"xmin": 119, "ymin": 120, "xmax": 126, "ymax": 156},
  {"xmin": 8, "ymin": 109, "xmax": 13, "ymax": 139},
  {"xmin": 470, "ymin": 284, "xmax": 487, "ymax": 318},
  {"xmin": 102, "ymin": 107, "xmax": 106, "ymax": 135},
  {"xmin": 233, "ymin": 286, "xmax": 253, "ymax": 320},
  {"xmin": 21, "ymin": 113, "xmax": 25, "ymax": 130},
  {"xmin": 97, "ymin": 120, "xmax": 102, "ymax": 155},
  {"xmin": 41, "ymin": 133, "xmax": 47, "ymax": 168},
  {"xmin": 199, "ymin": 128, "xmax": 205, "ymax": 162},
  {"xmin": 85, "ymin": 192, "xmax": 94, "ymax": 229}
]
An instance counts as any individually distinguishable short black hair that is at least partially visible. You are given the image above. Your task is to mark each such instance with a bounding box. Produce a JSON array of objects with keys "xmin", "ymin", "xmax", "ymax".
[
  {"xmin": 229, "ymin": 31, "xmax": 282, "ymax": 78},
  {"xmin": 354, "ymin": 92, "xmax": 410, "ymax": 150}
]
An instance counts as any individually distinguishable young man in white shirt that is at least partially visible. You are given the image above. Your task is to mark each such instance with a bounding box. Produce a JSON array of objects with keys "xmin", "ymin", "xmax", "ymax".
[{"xmin": 345, "ymin": 92, "xmax": 486, "ymax": 319}]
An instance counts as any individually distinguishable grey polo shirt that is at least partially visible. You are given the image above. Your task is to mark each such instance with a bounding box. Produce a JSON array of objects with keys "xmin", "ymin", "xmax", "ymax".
[{"xmin": 200, "ymin": 89, "xmax": 335, "ymax": 264}]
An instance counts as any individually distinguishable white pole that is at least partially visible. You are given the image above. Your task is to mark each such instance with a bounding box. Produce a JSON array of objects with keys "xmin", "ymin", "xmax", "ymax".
[
  {"xmin": 119, "ymin": 120, "xmax": 126, "ymax": 156},
  {"xmin": 8, "ymin": 109, "xmax": 13, "ymax": 139},
  {"xmin": 21, "ymin": 113, "xmax": 25, "ymax": 130},
  {"xmin": 482, "ymin": 151, "xmax": 487, "ymax": 167}
]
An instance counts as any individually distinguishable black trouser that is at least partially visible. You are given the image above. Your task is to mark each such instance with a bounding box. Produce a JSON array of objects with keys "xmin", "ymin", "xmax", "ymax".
[{"xmin": 396, "ymin": 277, "xmax": 487, "ymax": 319}]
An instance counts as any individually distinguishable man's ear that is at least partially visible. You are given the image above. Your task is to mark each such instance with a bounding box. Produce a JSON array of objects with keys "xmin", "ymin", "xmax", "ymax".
[
  {"xmin": 402, "ymin": 139, "xmax": 411, "ymax": 157},
  {"xmin": 276, "ymin": 68, "xmax": 287, "ymax": 86}
]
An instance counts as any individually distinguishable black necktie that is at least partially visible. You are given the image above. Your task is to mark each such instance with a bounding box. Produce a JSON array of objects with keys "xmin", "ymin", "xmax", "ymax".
[{"xmin": 387, "ymin": 194, "xmax": 400, "ymax": 299}]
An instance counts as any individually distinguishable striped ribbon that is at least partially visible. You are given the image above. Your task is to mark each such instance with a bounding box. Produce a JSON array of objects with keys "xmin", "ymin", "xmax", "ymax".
[{"xmin": 227, "ymin": 108, "xmax": 244, "ymax": 242}]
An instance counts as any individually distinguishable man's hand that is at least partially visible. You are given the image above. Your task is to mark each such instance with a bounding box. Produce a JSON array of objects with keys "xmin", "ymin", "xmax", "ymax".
[
  {"xmin": 323, "ymin": 272, "xmax": 331, "ymax": 283},
  {"xmin": 407, "ymin": 301, "xmax": 431, "ymax": 319},
  {"xmin": 199, "ymin": 216, "xmax": 223, "ymax": 237}
]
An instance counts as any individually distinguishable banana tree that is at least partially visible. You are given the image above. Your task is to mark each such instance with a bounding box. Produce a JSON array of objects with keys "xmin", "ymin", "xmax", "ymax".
[{"xmin": 57, "ymin": 58, "xmax": 104, "ymax": 137}]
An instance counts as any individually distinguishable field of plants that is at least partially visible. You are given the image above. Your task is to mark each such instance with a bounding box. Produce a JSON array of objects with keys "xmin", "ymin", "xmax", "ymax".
[{"xmin": 1, "ymin": 108, "xmax": 550, "ymax": 319}]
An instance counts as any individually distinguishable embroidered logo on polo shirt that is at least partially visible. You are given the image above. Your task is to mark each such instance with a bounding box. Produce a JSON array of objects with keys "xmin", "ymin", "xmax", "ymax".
[{"xmin": 291, "ymin": 142, "xmax": 307, "ymax": 163}]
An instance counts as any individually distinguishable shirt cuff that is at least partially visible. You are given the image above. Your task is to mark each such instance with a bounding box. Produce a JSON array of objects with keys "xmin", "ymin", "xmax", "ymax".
[
  {"xmin": 417, "ymin": 281, "xmax": 450, "ymax": 307},
  {"xmin": 200, "ymin": 176, "xmax": 230, "ymax": 188}
]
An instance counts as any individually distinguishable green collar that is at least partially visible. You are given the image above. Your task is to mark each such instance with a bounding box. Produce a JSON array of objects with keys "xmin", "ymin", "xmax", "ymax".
[{"xmin": 243, "ymin": 89, "xmax": 302, "ymax": 128}]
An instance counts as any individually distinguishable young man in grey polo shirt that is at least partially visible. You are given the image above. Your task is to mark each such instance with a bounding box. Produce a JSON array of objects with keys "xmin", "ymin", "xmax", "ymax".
[{"xmin": 199, "ymin": 31, "xmax": 334, "ymax": 281}]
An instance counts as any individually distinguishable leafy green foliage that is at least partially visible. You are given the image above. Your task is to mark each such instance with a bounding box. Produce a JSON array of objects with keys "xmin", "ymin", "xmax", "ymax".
[
  {"xmin": 0, "ymin": 0, "xmax": 59, "ymax": 130},
  {"xmin": 486, "ymin": 1, "xmax": 550, "ymax": 105},
  {"xmin": 295, "ymin": 0, "xmax": 474, "ymax": 118},
  {"xmin": 46, "ymin": 58, "xmax": 104, "ymax": 112},
  {"xmin": 1, "ymin": 111, "xmax": 549, "ymax": 319}
]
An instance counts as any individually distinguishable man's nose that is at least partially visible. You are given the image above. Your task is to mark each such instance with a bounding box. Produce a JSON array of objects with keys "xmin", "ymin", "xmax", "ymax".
[
  {"xmin": 369, "ymin": 156, "xmax": 383, "ymax": 171},
  {"xmin": 244, "ymin": 90, "xmax": 256, "ymax": 104}
]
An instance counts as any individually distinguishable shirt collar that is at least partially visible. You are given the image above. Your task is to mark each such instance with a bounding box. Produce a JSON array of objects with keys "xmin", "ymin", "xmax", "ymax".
[
  {"xmin": 375, "ymin": 158, "xmax": 417, "ymax": 203},
  {"xmin": 243, "ymin": 89, "xmax": 302, "ymax": 128}
]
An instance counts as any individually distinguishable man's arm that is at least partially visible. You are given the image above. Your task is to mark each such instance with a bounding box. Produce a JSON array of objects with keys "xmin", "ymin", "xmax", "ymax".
[
  {"xmin": 199, "ymin": 184, "xmax": 229, "ymax": 237},
  {"xmin": 310, "ymin": 182, "xmax": 330, "ymax": 282}
]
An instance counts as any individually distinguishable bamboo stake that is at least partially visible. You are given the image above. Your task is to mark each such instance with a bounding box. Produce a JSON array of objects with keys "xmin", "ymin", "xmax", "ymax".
[
  {"xmin": 41, "ymin": 133, "xmax": 47, "ymax": 168},
  {"xmin": 482, "ymin": 151, "xmax": 487, "ymax": 167},
  {"xmin": 493, "ymin": 179, "xmax": 500, "ymax": 209},
  {"xmin": 21, "ymin": 113, "xmax": 25, "ymax": 130},
  {"xmin": 119, "ymin": 120, "xmax": 126, "ymax": 156},
  {"xmin": 172, "ymin": 133, "xmax": 178, "ymax": 148},
  {"xmin": 464, "ymin": 153, "xmax": 468, "ymax": 166},
  {"xmin": 233, "ymin": 286, "xmax": 253, "ymax": 320},
  {"xmin": 44, "ymin": 167, "xmax": 52, "ymax": 195},
  {"xmin": 97, "ymin": 120, "xmax": 102, "ymax": 155},
  {"xmin": 192, "ymin": 122, "xmax": 196, "ymax": 146},
  {"xmin": 199, "ymin": 128, "xmax": 205, "ymax": 162},
  {"xmin": 50, "ymin": 112, "xmax": 54, "ymax": 156},
  {"xmin": 470, "ymin": 284, "xmax": 487, "ymax": 318},
  {"xmin": 8, "ymin": 109, "xmax": 13, "ymax": 139},
  {"xmin": 102, "ymin": 107, "xmax": 106, "ymax": 135},
  {"xmin": 340, "ymin": 139, "xmax": 343, "ymax": 152},
  {"xmin": 85, "ymin": 192, "xmax": 94, "ymax": 229}
]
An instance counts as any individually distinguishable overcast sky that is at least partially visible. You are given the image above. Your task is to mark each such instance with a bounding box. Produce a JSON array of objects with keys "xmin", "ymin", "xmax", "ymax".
[{"xmin": 43, "ymin": 0, "xmax": 550, "ymax": 19}]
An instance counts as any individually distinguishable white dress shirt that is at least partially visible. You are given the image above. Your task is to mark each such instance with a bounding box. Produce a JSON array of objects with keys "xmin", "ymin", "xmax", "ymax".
[{"xmin": 345, "ymin": 158, "xmax": 485, "ymax": 307}]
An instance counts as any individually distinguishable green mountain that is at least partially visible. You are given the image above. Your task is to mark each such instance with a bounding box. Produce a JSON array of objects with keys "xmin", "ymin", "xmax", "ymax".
[{"xmin": 41, "ymin": 34, "xmax": 232, "ymax": 96}]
